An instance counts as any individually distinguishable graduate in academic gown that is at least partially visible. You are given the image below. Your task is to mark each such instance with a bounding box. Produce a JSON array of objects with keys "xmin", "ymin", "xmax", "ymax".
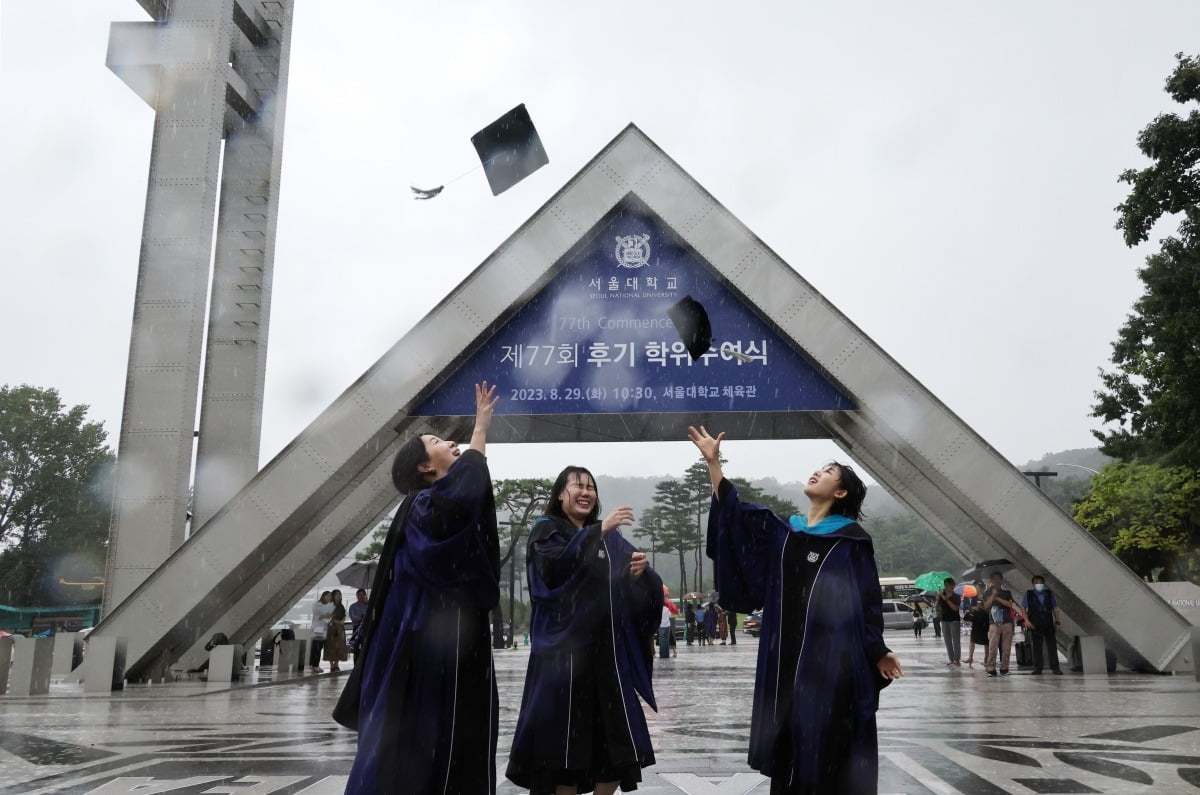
[
  {"xmin": 687, "ymin": 426, "xmax": 904, "ymax": 795},
  {"xmin": 506, "ymin": 466, "xmax": 663, "ymax": 795},
  {"xmin": 343, "ymin": 383, "xmax": 502, "ymax": 795}
]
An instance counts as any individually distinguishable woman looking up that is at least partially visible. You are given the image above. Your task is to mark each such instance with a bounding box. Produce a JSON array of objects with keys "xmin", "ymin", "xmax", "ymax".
[
  {"xmin": 343, "ymin": 383, "xmax": 502, "ymax": 795},
  {"xmin": 687, "ymin": 425, "xmax": 903, "ymax": 795},
  {"xmin": 506, "ymin": 466, "xmax": 663, "ymax": 795}
]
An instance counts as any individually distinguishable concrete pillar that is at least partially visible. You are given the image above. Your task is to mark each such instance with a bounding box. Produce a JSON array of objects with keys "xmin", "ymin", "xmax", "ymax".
[
  {"xmin": 8, "ymin": 638, "xmax": 53, "ymax": 696},
  {"xmin": 102, "ymin": 2, "xmax": 237, "ymax": 613},
  {"xmin": 0, "ymin": 637, "xmax": 13, "ymax": 695},
  {"xmin": 51, "ymin": 632, "xmax": 84, "ymax": 678},
  {"xmin": 1077, "ymin": 635, "xmax": 1108, "ymax": 675},
  {"xmin": 1191, "ymin": 626, "xmax": 1200, "ymax": 683},
  {"xmin": 83, "ymin": 636, "xmax": 128, "ymax": 693},
  {"xmin": 207, "ymin": 644, "xmax": 244, "ymax": 682}
]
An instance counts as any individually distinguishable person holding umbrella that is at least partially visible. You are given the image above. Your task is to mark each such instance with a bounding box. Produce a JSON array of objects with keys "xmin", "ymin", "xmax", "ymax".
[
  {"xmin": 688, "ymin": 426, "xmax": 903, "ymax": 793},
  {"xmin": 934, "ymin": 578, "xmax": 962, "ymax": 666}
]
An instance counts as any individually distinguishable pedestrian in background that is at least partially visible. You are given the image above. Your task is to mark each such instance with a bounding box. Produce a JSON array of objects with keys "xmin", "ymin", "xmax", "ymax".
[
  {"xmin": 703, "ymin": 601, "xmax": 718, "ymax": 644},
  {"xmin": 982, "ymin": 570, "xmax": 1024, "ymax": 676},
  {"xmin": 347, "ymin": 588, "xmax": 368, "ymax": 659},
  {"xmin": 685, "ymin": 601, "xmax": 696, "ymax": 646},
  {"xmin": 911, "ymin": 605, "xmax": 926, "ymax": 638},
  {"xmin": 1022, "ymin": 575, "xmax": 1064, "ymax": 675},
  {"xmin": 965, "ymin": 603, "xmax": 989, "ymax": 666},
  {"xmin": 727, "ymin": 610, "xmax": 738, "ymax": 645},
  {"xmin": 695, "ymin": 603, "xmax": 709, "ymax": 645},
  {"xmin": 717, "ymin": 605, "xmax": 729, "ymax": 644},
  {"xmin": 935, "ymin": 578, "xmax": 961, "ymax": 666},
  {"xmin": 309, "ymin": 591, "xmax": 333, "ymax": 672},
  {"xmin": 323, "ymin": 589, "xmax": 348, "ymax": 673}
]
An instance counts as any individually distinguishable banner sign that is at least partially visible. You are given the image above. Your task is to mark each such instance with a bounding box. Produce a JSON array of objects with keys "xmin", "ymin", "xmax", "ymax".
[{"xmin": 414, "ymin": 203, "xmax": 852, "ymax": 416}]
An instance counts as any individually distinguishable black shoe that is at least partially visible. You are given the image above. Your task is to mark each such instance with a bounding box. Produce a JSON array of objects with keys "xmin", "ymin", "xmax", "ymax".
[
  {"xmin": 1000, "ymin": 669, "xmax": 1010, "ymax": 675},
  {"xmin": 987, "ymin": 670, "xmax": 998, "ymax": 677},
  {"xmin": 1031, "ymin": 669, "xmax": 1042, "ymax": 675},
  {"xmin": 1052, "ymin": 669, "xmax": 1063, "ymax": 675}
]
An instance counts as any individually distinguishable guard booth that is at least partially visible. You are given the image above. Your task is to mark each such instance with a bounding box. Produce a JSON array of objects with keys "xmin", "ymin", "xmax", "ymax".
[{"xmin": 86, "ymin": 125, "xmax": 1194, "ymax": 682}]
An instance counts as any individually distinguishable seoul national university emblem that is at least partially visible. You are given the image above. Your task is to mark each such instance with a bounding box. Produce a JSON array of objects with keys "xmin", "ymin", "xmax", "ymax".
[
  {"xmin": 806, "ymin": 551, "xmax": 820, "ymax": 563},
  {"xmin": 615, "ymin": 234, "xmax": 651, "ymax": 269}
]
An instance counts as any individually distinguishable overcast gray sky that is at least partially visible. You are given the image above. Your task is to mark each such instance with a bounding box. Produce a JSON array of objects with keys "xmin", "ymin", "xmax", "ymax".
[{"xmin": 2, "ymin": 1, "xmax": 1196, "ymax": 485}]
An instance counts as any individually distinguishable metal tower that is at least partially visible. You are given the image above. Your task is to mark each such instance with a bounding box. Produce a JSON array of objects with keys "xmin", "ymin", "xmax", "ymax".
[{"xmin": 102, "ymin": 0, "xmax": 294, "ymax": 616}]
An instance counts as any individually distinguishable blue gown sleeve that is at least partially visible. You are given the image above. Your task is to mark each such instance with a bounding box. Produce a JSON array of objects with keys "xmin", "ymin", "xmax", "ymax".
[
  {"xmin": 403, "ymin": 449, "xmax": 500, "ymax": 607},
  {"xmin": 529, "ymin": 517, "xmax": 605, "ymax": 590},
  {"xmin": 852, "ymin": 537, "xmax": 891, "ymax": 666},
  {"xmin": 706, "ymin": 477, "xmax": 787, "ymax": 614}
]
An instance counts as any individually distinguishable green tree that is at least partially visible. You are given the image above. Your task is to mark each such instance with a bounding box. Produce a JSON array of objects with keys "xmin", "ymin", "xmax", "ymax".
[
  {"xmin": 493, "ymin": 478, "xmax": 551, "ymax": 639},
  {"xmin": 355, "ymin": 515, "xmax": 393, "ymax": 561},
  {"xmin": 650, "ymin": 461, "xmax": 799, "ymax": 596},
  {"xmin": 650, "ymin": 478, "xmax": 697, "ymax": 594},
  {"xmin": 869, "ymin": 512, "xmax": 961, "ymax": 579},
  {"xmin": 682, "ymin": 461, "xmax": 712, "ymax": 592},
  {"xmin": 1095, "ymin": 53, "xmax": 1200, "ymax": 465},
  {"xmin": 730, "ymin": 477, "xmax": 799, "ymax": 518},
  {"xmin": 1073, "ymin": 462, "xmax": 1200, "ymax": 581},
  {"xmin": 0, "ymin": 385, "xmax": 114, "ymax": 605}
]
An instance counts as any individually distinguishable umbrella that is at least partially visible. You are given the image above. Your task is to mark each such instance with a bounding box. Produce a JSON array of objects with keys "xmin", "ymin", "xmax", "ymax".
[
  {"xmin": 683, "ymin": 592, "xmax": 704, "ymax": 600},
  {"xmin": 904, "ymin": 593, "xmax": 931, "ymax": 606},
  {"xmin": 961, "ymin": 559, "xmax": 1014, "ymax": 583},
  {"xmin": 954, "ymin": 583, "xmax": 978, "ymax": 598},
  {"xmin": 335, "ymin": 560, "xmax": 378, "ymax": 590},
  {"xmin": 913, "ymin": 570, "xmax": 954, "ymax": 592}
]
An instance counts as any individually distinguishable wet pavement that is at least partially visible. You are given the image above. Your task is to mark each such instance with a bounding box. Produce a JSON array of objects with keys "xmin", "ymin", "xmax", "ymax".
[{"xmin": 1, "ymin": 631, "xmax": 1198, "ymax": 793}]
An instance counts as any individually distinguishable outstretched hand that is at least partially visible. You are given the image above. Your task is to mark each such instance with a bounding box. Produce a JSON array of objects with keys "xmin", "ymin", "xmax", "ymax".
[
  {"xmin": 686, "ymin": 425, "xmax": 724, "ymax": 462},
  {"xmin": 877, "ymin": 652, "xmax": 904, "ymax": 681},
  {"xmin": 601, "ymin": 506, "xmax": 634, "ymax": 535},
  {"xmin": 469, "ymin": 382, "xmax": 499, "ymax": 455},
  {"xmin": 475, "ymin": 381, "xmax": 499, "ymax": 423}
]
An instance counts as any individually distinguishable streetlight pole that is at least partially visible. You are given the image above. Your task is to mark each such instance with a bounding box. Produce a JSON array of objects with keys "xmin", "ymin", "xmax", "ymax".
[
  {"xmin": 1022, "ymin": 471, "xmax": 1058, "ymax": 489},
  {"xmin": 1051, "ymin": 462, "xmax": 1101, "ymax": 475}
]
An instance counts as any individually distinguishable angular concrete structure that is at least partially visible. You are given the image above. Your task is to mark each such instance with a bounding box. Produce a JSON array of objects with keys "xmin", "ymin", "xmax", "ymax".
[
  {"xmin": 102, "ymin": 0, "xmax": 293, "ymax": 613},
  {"xmin": 90, "ymin": 125, "xmax": 1193, "ymax": 681}
]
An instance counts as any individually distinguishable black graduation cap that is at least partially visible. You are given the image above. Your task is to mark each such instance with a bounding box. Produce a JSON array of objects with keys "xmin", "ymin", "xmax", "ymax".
[
  {"xmin": 668, "ymin": 295, "xmax": 755, "ymax": 362},
  {"xmin": 668, "ymin": 296, "xmax": 713, "ymax": 361},
  {"xmin": 470, "ymin": 104, "xmax": 549, "ymax": 196}
]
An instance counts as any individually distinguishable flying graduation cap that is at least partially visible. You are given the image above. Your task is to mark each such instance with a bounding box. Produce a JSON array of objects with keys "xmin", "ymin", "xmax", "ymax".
[
  {"xmin": 410, "ymin": 104, "xmax": 548, "ymax": 199},
  {"xmin": 471, "ymin": 104, "xmax": 549, "ymax": 196},
  {"xmin": 667, "ymin": 296, "xmax": 753, "ymax": 362}
]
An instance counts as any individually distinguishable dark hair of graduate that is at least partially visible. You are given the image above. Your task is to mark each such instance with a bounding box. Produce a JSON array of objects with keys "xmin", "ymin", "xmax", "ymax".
[
  {"xmin": 829, "ymin": 461, "xmax": 867, "ymax": 521},
  {"xmin": 545, "ymin": 466, "xmax": 602, "ymax": 525},
  {"xmin": 391, "ymin": 435, "xmax": 431, "ymax": 494}
]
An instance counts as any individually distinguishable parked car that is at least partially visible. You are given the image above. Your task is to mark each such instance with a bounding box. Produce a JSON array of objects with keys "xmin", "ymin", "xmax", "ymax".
[
  {"xmin": 881, "ymin": 599, "xmax": 913, "ymax": 630},
  {"xmin": 743, "ymin": 610, "xmax": 763, "ymax": 637}
]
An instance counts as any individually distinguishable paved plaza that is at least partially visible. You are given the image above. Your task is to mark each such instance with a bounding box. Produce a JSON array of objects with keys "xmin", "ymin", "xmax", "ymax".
[{"xmin": 1, "ymin": 631, "xmax": 1198, "ymax": 794}]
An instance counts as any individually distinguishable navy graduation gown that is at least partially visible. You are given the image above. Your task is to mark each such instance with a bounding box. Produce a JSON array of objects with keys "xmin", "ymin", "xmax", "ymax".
[
  {"xmin": 346, "ymin": 449, "xmax": 501, "ymax": 795},
  {"xmin": 507, "ymin": 515, "xmax": 662, "ymax": 792},
  {"xmin": 707, "ymin": 479, "xmax": 891, "ymax": 794}
]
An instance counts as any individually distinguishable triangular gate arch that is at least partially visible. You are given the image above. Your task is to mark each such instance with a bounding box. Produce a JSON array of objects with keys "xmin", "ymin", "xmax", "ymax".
[{"xmin": 90, "ymin": 125, "xmax": 1192, "ymax": 679}]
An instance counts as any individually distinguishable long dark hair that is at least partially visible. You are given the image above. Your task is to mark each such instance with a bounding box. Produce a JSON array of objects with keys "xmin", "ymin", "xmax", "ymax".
[
  {"xmin": 545, "ymin": 466, "xmax": 602, "ymax": 525},
  {"xmin": 829, "ymin": 461, "xmax": 867, "ymax": 521},
  {"xmin": 391, "ymin": 435, "xmax": 430, "ymax": 494}
]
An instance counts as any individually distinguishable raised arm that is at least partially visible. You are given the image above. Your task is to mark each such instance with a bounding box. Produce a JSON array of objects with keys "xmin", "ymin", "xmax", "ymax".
[
  {"xmin": 687, "ymin": 425, "xmax": 726, "ymax": 495},
  {"xmin": 468, "ymin": 381, "xmax": 499, "ymax": 456}
]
